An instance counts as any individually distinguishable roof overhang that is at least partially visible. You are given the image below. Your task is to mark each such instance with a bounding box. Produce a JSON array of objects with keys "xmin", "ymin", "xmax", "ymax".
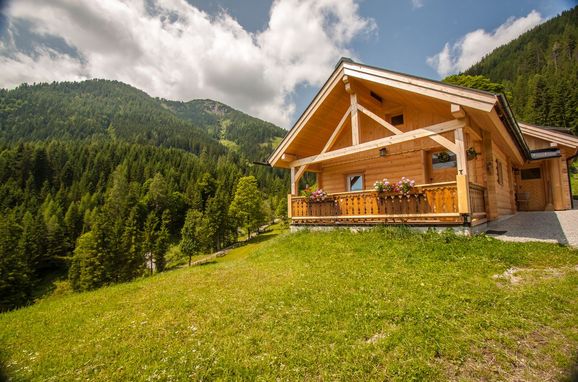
[
  {"xmin": 268, "ymin": 59, "xmax": 533, "ymax": 167},
  {"xmin": 520, "ymin": 122, "xmax": 578, "ymax": 150}
]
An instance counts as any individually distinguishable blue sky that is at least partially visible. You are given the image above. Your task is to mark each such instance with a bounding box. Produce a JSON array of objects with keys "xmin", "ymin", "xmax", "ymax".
[{"xmin": 0, "ymin": 0, "xmax": 575, "ymax": 127}]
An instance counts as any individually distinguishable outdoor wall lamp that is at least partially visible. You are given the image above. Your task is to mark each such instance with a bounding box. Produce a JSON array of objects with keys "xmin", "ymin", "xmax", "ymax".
[{"xmin": 379, "ymin": 148, "xmax": 387, "ymax": 157}]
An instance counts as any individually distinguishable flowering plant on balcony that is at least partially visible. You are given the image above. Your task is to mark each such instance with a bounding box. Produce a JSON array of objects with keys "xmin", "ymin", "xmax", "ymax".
[
  {"xmin": 396, "ymin": 177, "xmax": 416, "ymax": 194},
  {"xmin": 302, "ymin": 187, "xmax": 328, "ymax": 202},
  {"xmin": 373, "ymin": 179, "xmax": 395, "ymax": 193},
  {"xmin": 374, "ymin": 177, "xmax": 416, "ymax": 194}
]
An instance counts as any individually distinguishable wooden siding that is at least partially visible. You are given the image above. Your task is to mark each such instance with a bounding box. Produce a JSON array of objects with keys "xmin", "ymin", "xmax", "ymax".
[
  {"xmin": 320, "ymin": 151, "xmax": 424, "ymax": 194},
  {"xmin": 492, "ymin": 142, "xmax": 515, "ymax": 216}
]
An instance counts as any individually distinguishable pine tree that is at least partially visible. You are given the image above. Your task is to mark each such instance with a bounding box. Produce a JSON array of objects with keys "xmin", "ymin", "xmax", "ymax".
[
  {"xmin": 121, "ymin": 207, "xmax": 144, "ymax": 279},
  {"xmin": 68, "ymin": 231, "xmax": 100, "ymax": 292},
  {"xmin": 143, "ymin": 212, "xmax": 158, "ymax": 274},
  {"xmin": 154, "ymin": 211, "xmax": 170, "ymax": 272},
  {"xmin": 0, "ymin": 213, "xmax": 31, "ymax": 311},
  {"xmin": 229, "ymin": 176, "xmax": 264, "ymax": 240},
  {"xmin": 180, "ymin": 209, "xmax": 203, "ymax": 266}
]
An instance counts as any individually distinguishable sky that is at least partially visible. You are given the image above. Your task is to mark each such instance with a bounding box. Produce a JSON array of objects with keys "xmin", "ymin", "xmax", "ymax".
[{"xmin": 0, "ymin": 0, "xmax": 575, "ymax": 128}]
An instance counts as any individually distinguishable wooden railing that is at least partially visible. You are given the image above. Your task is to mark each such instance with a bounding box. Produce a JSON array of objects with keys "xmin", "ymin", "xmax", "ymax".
[
  {"xmin": 469, "ymin": 183, "xmax": 487, "ymax": 222},
  {"xmin": 290, "ymin": 181, "xmax": 467, "ymax": 225},
  {"xmin": 290, "ymin": 181, "xmax": 488, "ymax": 225}
]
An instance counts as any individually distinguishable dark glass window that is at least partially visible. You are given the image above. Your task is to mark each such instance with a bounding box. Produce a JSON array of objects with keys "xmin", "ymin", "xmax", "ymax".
[
  {"xmin": 391, "ymin": 114, "xmax": 404, "ymax": 126},
  {"xmin": 521, "ymin": 168, "xmax": 541, "ymax": 180},
  {"xmin": 432, "ymin": 151, "xmax": 456, "ymax": 169}
]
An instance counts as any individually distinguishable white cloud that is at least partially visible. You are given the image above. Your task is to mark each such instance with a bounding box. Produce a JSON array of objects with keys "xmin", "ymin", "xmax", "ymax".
[
  {"xmin": 411, "ymin": 0, "xmax": 424, "ymax": 9},
  {"xmin": 0, "ymin": 0, "xmax": 375, "ymax": 128},
  {"xmin": 427, "ymin": 10, "xmax": 543, "ymax": 77}
]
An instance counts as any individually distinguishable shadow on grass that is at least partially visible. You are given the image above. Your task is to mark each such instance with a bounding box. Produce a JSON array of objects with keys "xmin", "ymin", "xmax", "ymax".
[
  {"xmin": 0, "ymin": 353, "xmax": 11, "ymax": 382},
  {"xmin": 242, "ymin": 228, "xmax": 282, "ymax": 246},
  {"xmin": 198, "ymin": 260, "xmax": 217, "ymax": 266},
  {"xmin": 565, "ymin": 354, "xmax": 578, "ymax": 382}
]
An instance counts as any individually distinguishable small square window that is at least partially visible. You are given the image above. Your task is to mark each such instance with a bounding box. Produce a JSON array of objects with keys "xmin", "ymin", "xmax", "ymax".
[
  {"xmin": 521, "ymin": 168, "xmax": 541, "ymax": 180},
  {"xmin": 391, "ymin": 114, "xmax": 404, "ymax": 126},
  {"xmin": 432, "ymin": 151, "xmax": 456, "ymax": 169},
  {"xmin": 347, "ymin": 174, "xmax": 364, "ymax": 191}
]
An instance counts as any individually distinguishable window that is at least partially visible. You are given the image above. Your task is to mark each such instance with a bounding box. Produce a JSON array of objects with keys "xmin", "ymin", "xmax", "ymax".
[
  {"xmin": 432, "ymin": 151, "xmax": 456, "ymax": 169},
  {"xmin": 347, "ymin": 174, "xmax": 364, "ymax": 191},
  {"xmin": 521, "ymin": 168, "xmax": 541, "ymax": 180},
  {"xmin": 370, "ymin": 91, "xmax": 383, "ymax": 103},
  {"xmin": 391, "ymin": 114, "xmax": 404, "ymax": 126},
  {"xmin": 496, "ymin": 160, "xmax": 504, "ymax": 185}
]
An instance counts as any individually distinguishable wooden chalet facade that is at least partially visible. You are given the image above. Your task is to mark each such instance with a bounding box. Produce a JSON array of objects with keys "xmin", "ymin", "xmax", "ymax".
[{"xmin": 268, "ymin": 59, "xmax": 578, "ymax": 229}]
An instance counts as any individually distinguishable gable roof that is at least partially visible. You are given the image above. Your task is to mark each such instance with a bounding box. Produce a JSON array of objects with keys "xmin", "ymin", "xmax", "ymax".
[
  {"xmin": 520, "ymin": 122, "xmax": 578, "ymax": 149},
  {"xmin": 269, "ymin": 59, "xmax": 532, "ymax": 167}
]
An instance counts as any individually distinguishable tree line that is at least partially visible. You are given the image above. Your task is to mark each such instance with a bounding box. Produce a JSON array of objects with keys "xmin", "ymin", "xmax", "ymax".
[
  {"xmin": 0, "ymin": 140, "xmax": 288, "ymax": 312},
  {"xmin": 463, "ymin": 6, "xmax": 578, "ymax": 131}
]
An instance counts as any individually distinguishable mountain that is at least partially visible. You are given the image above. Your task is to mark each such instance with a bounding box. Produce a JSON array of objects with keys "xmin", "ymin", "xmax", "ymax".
[
  {"xmin": 463, "ymin": 6, "xmax": 578, "ymax": 131},
  {"xmin": 0, "ymin": 80, "xmax": 225, "ymax": 156},
  {"xmin": 161, "ymin": 99, "xmax": 286, "ymax": 161},
  {"xmin": 0, "ymin": 79, "xmax": 289, "ymax": 311},
  {"xmin": 0, "ymin": 79, "xmax": 288, "ymax": 160}
]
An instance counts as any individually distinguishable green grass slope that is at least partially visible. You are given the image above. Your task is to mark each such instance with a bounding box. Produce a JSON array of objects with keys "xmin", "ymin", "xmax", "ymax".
[{"xmin": 1, "ymin": 228, "xmax": 577, "ymax": 381}]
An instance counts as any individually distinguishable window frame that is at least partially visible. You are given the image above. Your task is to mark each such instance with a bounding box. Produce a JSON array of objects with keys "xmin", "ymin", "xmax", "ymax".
[
  {"xmin": 346, "ymin": 173, "xmax": 364, "ymax": 192},
  {"xmin": 521, "ymin": 167, "xmax": 541, "ymax": 180}
]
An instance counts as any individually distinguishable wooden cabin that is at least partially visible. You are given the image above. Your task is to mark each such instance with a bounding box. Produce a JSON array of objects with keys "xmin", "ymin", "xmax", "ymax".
[{"xmin": 268, "ymin": 58, "xmax": 578, "ymax": 230}]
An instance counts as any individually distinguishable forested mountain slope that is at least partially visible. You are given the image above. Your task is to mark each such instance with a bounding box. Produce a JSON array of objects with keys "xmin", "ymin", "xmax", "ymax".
[
  {"xmin": 0, "ymin": 80, "xmax": 289, "ymax": 311},
  {"xmin": 162, "ymin": 99, "xmax": 286, "ymax": 161},
  {"xmin": 0, "ymin": 80, "xmax": 224, "ymax": 156},
  {"xmin": 464, "ymin": 6, "xmax": 578, "ymax": 131}
]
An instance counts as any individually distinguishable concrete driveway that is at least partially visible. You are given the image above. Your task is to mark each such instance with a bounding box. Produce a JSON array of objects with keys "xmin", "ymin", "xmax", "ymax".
[{"xmin": 486, "ymin": 210, "xmax": 578, "ymax": 247}]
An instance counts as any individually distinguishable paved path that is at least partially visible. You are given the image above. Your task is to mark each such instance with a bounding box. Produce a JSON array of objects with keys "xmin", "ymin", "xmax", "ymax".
[{"xmin": 486, "ymin": 210, "xmax": 578, "ymax": 247}]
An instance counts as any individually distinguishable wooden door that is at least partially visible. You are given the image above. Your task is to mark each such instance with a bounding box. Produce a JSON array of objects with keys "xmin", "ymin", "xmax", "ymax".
[{"xmin": 518, "ymin": 166, "xmax": 546, "ymax": 211}]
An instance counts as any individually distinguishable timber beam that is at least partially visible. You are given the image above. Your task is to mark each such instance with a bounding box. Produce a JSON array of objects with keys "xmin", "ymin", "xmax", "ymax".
[{"xmin": 289, "ymin": 119, "xmax": 466, "ymax": 167}]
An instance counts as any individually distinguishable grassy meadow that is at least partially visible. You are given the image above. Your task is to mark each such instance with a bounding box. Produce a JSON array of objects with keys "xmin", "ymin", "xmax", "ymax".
[{"xmin": 0, "ymin": 227, "xmax": 577, "ymax": 381}]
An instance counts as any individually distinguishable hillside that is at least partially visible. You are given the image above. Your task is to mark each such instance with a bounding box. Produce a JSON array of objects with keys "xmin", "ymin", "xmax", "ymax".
[
  {"xmin": 0, "ymin": 80, "xmax": 287, "ymax": 161},
  {"xmin": 161, "ymin": 99, "xmax": 286, "ymax": 161},
  {"xmin": 0, "ymin": 228, "xmax": 577, "ymax": 381},
  {"xmin": 0, "ymin": 80, "xmax": 289, "ymax": 312},
  {"xmin": 0, "ymin": 80, "xmax": 224, "ymax": 156},
  {"xmin": 464, "ymin": 6, "xmax": 578, "ymax": 131}
]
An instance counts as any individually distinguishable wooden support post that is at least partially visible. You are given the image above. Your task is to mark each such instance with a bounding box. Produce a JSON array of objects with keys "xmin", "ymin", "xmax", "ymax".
[
  {"xmin": 454, "ymin": 127, "xmax": 468, "ymax": 176},
  {"xmin": 291, "ymin": 165, "xmax": 308, "ymax": 195},
  {"xmin": 287, "ymin": 193, "xmax": 292, "ymax": 219},
  {"xmin": 482, "ymin": 130, "xmax": 498, "ymax": 220},
  {"xmin": 451, "ymin": 104, "xmax": 466, "ymax": 119},
  {"xmin": 344, "ymin": 76, "xmax": 360, "ymax": 146},
  {"xmin": 549, "ymin": 158, "xmax": 563, "ymax": 210},
  {"xmin": 290, "ymin": 167, "xmax": 297, "ymax": 195},
  {"xmin": 456, "ymin": 174, "xmax": 471, "ymax": 214},
  {"xmin": 282, "ymin": 153, "xmax": 297, "ymax": 162}
]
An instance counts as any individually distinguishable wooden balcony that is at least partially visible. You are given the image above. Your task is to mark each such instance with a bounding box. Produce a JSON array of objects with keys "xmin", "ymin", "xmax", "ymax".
[{"xmin": 289, "ymin": 181, "xmax": 487, "ymax": 226}]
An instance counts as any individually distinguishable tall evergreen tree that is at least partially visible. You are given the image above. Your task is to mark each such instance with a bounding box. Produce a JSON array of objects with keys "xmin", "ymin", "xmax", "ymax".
[
  {"xmin": 229, "ymin": 176, "xmax": 264, "ymax": 240},
  {"xmin": 180, "ymin": 209, "xmax": 203, "ymax": 266}
]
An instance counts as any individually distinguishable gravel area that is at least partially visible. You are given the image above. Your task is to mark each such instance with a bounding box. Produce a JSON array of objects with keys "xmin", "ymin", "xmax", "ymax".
[{"xmin": 486, "ymin": 210, "xmax": 578, "ymax": 247}]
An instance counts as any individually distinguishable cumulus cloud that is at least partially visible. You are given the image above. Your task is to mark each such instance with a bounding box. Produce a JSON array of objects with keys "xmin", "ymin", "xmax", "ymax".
[
  {"xmin": 427, "ymin": 10, "xmax": 543, "ymax": 77},
  {"xmin": 0, "ymin": 0, "xmax": 375, "ymax": 127}
]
